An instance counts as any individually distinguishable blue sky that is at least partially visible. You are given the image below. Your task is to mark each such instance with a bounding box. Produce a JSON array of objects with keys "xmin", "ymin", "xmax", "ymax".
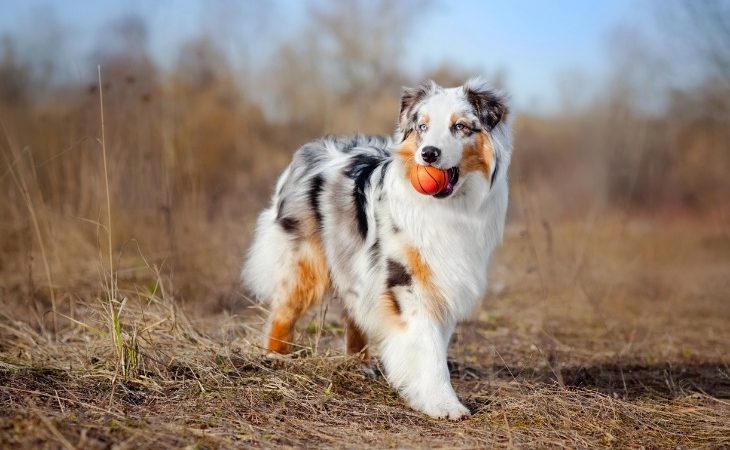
[{"xmin": 1, "ymin": 0, "xmax": 654, "ymax": 111}]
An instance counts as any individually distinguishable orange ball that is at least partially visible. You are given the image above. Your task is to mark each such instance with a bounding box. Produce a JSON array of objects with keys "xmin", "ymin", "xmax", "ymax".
[{"xmin": 410, "ymin": 165, "xmax": 449, "ymax": 195}]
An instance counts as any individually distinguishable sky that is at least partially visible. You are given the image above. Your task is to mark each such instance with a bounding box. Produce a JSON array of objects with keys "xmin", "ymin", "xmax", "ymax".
[{"xmin": 1, "ymin": 0, "xmax": 655, "ymax": 112}]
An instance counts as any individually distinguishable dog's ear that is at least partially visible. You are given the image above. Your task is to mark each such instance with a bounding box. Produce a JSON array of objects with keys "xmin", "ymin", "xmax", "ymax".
[
  {"xmin": 398, "ymin": 81, "xmax": 434, "ymax": 138},
  {"xmin": 464, "ymin": 78, "xmax": 508, "ymax": 131}
]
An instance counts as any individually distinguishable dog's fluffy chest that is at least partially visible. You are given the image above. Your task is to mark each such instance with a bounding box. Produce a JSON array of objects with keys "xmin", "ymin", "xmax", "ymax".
[{"xmin": 382, "ymin": 173, "xmax": 498, "ymax": 319}]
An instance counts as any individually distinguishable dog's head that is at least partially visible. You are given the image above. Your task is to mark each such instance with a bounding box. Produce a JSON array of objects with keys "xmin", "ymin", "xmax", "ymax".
[{"xmin": 396, "ymin": 78, "xmax": 509, "ymax": 198}]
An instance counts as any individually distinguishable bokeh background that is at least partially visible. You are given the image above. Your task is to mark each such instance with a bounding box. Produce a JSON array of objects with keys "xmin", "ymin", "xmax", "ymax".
[
  {"xmin": 1, "ymin": 2, "xmax": 730, "ymax": 448},
  {"xmin": 1, "ymin": 0, "xmax": 728, "ymax": 319}
]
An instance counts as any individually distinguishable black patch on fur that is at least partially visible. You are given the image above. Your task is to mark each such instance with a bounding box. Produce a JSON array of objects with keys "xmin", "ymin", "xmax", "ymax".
[
  {"xmin": 386, "ymin": 259, "xmax": 412, "ymax": 288},
  {"xmin": 276, "ymin": 198, "xmax": 285, "ymax": 218},
  {"xmin": 308, "ymin": 174, "xmax": 325, "ymax": 226},
  {"xmin": 278, "ymin": 216, "xmax": 299, "ymax": 234},
  {"xmin": 298, "ymin": 143, "xmax": 320, "ymax": 165},
  {"xmin": 401, "ymin": 128, "xmax": 412, "ymax": 142},
  {"xmin": 399, "ymin": 82, "xmax": 436, "ymax": 136},
  {"xmin": 369, "ymin": 239, "xmax": 380, "ymax": 263},
  {"xmin": 466, "ymin": 85, "xmax": 508, "ymax": 130},
  {"xmin": 345, "ymin": 154, "xmax": 383, "ymax": 239},
  {"xmin": 491, "ymin": 156, "xmax": 499, "ymax": 188},
  {"xmin": 378, "ymin": 160, "xmax": 391, "ymax": 187},
  {"xmin": 339, "ymin": 136, "xmax": 359, "ymax": 153},
  {"xmin": 399, "ymin": 83, "xmax": 431, "ymax": 127}
]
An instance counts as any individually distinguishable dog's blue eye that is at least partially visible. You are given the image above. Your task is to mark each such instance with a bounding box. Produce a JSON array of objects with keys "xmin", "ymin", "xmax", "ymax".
[
  {"xmin": 454, "ymin": 123, "xmax": 464, "ymax": 131},
  {"xmin": 418, "ymin": 123, "xmax": 428, "ymax": 132}
]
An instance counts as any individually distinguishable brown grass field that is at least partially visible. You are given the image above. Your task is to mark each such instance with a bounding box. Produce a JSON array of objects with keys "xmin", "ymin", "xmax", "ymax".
[{"xmin": 1, "ymin": 211, "xmax": 728, "ymax": 448}]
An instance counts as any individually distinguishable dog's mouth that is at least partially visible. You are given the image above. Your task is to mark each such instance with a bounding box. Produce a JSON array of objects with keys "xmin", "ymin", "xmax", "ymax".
[{"xmin": 434, "ymin": 167, "xmax": 460, "ymax": 199}]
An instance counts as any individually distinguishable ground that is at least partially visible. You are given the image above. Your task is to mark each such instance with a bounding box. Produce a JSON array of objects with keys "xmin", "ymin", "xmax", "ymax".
[{"xmin": 1, "ymin": 217, "xmax": 729, "ymax": 449}]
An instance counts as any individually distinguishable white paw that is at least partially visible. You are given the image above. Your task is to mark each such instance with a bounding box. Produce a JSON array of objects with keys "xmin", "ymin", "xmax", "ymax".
[
  {"xmin": 414, "ymin": 397, "xmax": 471, "ymax": 420},
  {"xmin": 262, "ymin": 349, "xmax": 289, "ymax": 360}
]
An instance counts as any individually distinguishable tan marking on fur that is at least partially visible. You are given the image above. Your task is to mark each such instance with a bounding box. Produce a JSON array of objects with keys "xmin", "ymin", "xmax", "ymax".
[
  {"xmin": 374, "ymin": 289, "xmax": 406, "ymax": 329},
  {"xmin": 265, "ymin": 238, "xmax": 330, "ymax": 354},
  {"xmin": 460, "ymin": 130, "xmax": 495, "ymax": 177},
  {"xmin": 451, "ymin": 112, "xmax": 472, "ymax": 129},
  {"xmin": 398, "ymin": 114, "xmax": 431, "ymax": 178},
  {"xmin": 383, "ymin": 289, "xmax": 402, "ymax": 316},
  {"xmin": 301, "ymin": 213, "xmax": 322, "ymax": 239},
  {"xmin": 343, "ymin": 311, "xmax": 368, "ymax": 359},
  {"xmin": 398, "ymin": 132, "xmax": 418, "ymax": 179},
  {"xmin": 405, "ymin": 245, "xmax": 448, "ymax": 322},
  {"xmin": 405, "ymin": 245, "xmax": 432, "ymax": 286},
  {"xmin": 450, "ymin": 112, "xmax": 459, "ymax": 127},
  {"xmin": 267, "ymin": 319, "xmax": 294, "ymax": 354}
]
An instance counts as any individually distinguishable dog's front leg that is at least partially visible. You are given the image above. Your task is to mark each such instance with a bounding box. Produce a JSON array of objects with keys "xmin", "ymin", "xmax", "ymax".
[{"xmin": 380, "ymin": 316, "xmax": 469, "ymax": 420}]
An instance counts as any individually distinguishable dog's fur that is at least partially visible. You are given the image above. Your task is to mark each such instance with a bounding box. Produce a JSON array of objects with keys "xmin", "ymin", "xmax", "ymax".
[{"xmin": 242, "ymin": 78, "xmax": 511, "ymax": 419}]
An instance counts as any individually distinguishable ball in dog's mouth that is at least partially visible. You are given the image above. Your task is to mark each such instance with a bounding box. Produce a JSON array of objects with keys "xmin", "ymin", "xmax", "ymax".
[
  {"xmin": 411, "ymin": 165, "xmax": 449, "ymax": 195},
  {"xmin": 434, "ymin": 167, "xmax": 460, "ymax": 199}
]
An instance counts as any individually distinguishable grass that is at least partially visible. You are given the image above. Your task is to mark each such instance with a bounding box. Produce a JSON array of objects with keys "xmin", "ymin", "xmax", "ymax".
[{"xmin": 1, "ymin": 217, "xmax": 728, "ymax": 449}]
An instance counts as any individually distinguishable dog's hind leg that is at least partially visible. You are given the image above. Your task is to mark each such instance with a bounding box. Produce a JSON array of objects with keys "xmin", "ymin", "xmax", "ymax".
[
  {"xmin": 243, "ymin": 204, "xmax": 330, "ymax": 354},
  {"xmin": 342, "ymin": 310, "xmax": 369, "ymax": 360},
  {"xmin": 264, "ymin": 237, "xmax": 330, "ymax": 354}
]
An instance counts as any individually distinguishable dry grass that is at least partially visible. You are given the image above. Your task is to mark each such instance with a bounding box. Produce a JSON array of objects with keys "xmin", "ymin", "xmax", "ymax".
[{"xmin": 1, "ymin": 217, "xmax": 728, "ymax": 449}]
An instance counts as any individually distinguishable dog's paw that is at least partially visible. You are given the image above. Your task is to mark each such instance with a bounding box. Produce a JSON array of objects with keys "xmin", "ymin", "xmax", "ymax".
[
  {"xmin": 361, "ymin": 364, "xmax": 380, "ymax": 379},
  {"xmin": 262, "ymin": 349, "xmax": 291, "ymax": 360},
  {"xmin": 449, "ymin": 402, "xmax": 471, "ymax": 420},
  {"xmin": 416, "ymin": 397, "xmax": 471, "ymax": 420}
]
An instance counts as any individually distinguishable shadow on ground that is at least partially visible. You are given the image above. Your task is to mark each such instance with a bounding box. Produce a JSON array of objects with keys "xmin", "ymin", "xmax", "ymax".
[{"xmin": 449, "ymin": 360, "xmax": 730, "ymax": 399}]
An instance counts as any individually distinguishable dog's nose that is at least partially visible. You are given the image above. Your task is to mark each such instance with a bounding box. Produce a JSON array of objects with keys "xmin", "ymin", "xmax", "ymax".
[{"xmin": 421, "ymin": 146, "xmax": 441, "ymax": 164}]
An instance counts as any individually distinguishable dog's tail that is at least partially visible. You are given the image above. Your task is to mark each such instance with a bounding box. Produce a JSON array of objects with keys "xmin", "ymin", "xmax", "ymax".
[{"xmin": 241, "ymin": 168, "xmax": 295, "ymax": 303}]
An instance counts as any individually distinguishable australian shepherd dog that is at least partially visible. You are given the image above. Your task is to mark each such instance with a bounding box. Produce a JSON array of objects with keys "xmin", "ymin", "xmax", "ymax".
[{"xmin": 243, "ymin": 78, "xmax": 511, "ymax": 419}]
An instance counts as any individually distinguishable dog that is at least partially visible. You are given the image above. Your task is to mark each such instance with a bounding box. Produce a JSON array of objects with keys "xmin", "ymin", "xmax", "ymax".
[{"xmin": 242, "ymin": 78, "xmax": 511, "ymax": 419}]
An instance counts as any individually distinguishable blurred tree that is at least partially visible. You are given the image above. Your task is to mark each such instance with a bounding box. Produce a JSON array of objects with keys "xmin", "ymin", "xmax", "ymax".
[
  {"xmin": 0, "ymin": 37, "xmax": 30, "ymax": 107},
  {"xmin": 265, "ymin": 0, "xmax": 430, "ymax": 134},
  {"xmin": 657, "ymin": 0, "xmax": 730, "ymax": 209},
  {"xmin": 176, "ymin": 37, "xmax": 235, "ymax": 91},
  {"xmin": 661, "ymin": 0, "xmax": 730, "ymax": 84},
  {"xmin": 91, "ymin": 13, "xmax": 158, "ymax": 94}
]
